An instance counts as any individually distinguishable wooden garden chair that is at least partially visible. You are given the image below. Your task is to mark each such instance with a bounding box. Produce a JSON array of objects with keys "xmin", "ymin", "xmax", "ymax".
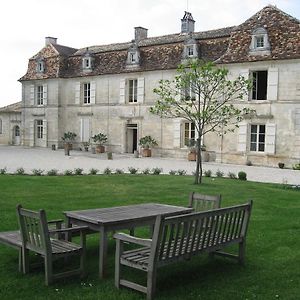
[
  {"xmin": 16, "ymin": 204, "xmax": 87, "ymax": 285},
  {"xmin": 188, "ymin": 192, "xmax": 221, "ymax": 211}
]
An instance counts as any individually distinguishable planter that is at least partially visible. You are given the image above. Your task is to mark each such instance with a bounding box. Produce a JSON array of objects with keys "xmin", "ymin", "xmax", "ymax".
[
  {"xmin": 107, "ymin": 152, "xmax": 113, "ymax": 160},
  {"xmin": 188, "ymin": 151, "xmax": 196, "ymax": 161},
  {"xmin": 96, "ymin": 145, "xmax": 105, "ymax": 153},
  {"xmin": 142, "ymin": 148, "xmax": 152, "ymax": 157},
  {"xmin": 278, "ymin": 162, "xmax": 285, "ymax": 169}
]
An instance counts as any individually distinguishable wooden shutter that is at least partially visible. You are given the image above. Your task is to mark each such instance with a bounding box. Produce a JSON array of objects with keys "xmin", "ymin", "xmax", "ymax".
[
  {"xmin": 237, "ymin": 122, "xmax": 247, "ymax": 152},
  {"xmin": 42, "ymin": 120, "xmax": 47, "ymax": 147},
  {"xmin": 265, "ymin": 123, "xmax": 276, "ymax": 154},
  {"xmin": 137, "ymin": 77, "xmax": 145, "ymax": 103},
  {"xmin": 240, "ymin": 69, "xmax": 249, "ymax": 101},
  {"xmin": 173, "ymin": 119, "xmax": 181, "ymax": 148},
  {"xmin": 267, "ymin": 67, "xmax": 278, "ymax": 101},
  {"xmin": 43, "ymin": 84, "xmax": 48, "ymax": 106},
  {"xmin": 90, "ymin": 81, "xmax": 96, "ymax": 104},
  {"xmin": 29, "ymin": 120, "xmax": 35, "ymax": 147},
  {"xmin": 30, "ymin": 85, "xmax": 35, "ymax": 106},
  {"xmin": 75, "ymin": 82, "xmax": 81, "ymax": 104},
  {"xmin": 80, "ymin": 119, "xmax": 90, "ymax": 142},
  {"xmin": 119, "ymin": 79, "xmax": 126, "ymax": 104}
]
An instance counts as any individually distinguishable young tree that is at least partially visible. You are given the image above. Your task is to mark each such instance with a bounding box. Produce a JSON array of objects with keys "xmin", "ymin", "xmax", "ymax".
[{"xmin": 150, "ymin": 60, "xmax": 253, "ymax": 184}]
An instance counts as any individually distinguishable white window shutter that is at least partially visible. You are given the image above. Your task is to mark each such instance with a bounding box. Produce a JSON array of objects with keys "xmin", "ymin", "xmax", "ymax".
[
  {"xmin": 240, "ymin": 69, "xmax": 249, "ymax": 101},
  {"xmin": 119, "ymin": 79, "xmax": 126, "ymax": 104},
  {"xmin": 265, "ymin": 123, "xmax": 276, "ymax": 154},
  {"xmin": 237, "ymin": 122, "xmax": 247, "ymax": 152},
  {"xmin": 43, "ymin": 84, "xmax": 48, "ymax": 106},
  {"xmin": 29, "ymin": 120, "xmax": 35, "ymax": 147},
  {"xmin": 30, "ymin": 85, "xmax": 35, "ymax": 106},
  {"xmin": 173, "ymin": 119, "xmax": 181, "ymax": 148},
  {"xmin": 75, "ymin": 82, "xmax": 81, "ymax": 104},
  {"xmin": 90, "ymin": 81, "xmax": 96, "ymax": 104},
  {"xmin": 137, "ymin": 77, "xmax": 145, "ymax": 103},
  {"xmin": 42, "ymin": 120, "xmax": 47, "ymax": 146},
  {"xmin": 267, "ymin": 67, "xmax": 278, "ymax": 101},
  {"xmin": 80, "ymin": 119, "xmax": 90, "ymax": 142}
]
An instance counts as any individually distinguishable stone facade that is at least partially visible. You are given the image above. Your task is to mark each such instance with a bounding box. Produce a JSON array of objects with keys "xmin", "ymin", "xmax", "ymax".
[{"xmin": 10, "ymin": 5, "xmax": 300, "ymax": 167}]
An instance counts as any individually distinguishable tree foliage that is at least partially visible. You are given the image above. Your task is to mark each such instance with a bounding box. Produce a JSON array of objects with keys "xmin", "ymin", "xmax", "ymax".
[{"xmin": 150, "ymin": 60, "xmax": 254, "ymax": 184}]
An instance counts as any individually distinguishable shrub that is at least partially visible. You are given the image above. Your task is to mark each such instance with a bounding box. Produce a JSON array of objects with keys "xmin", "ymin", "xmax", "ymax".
[
  {"xmin": 177, "ymin": 169, "xmax": 187, "ymax": 176},
  {"xmin": 32, "ymin": 169, "xmax": 44, "ymax": 176},
  {"xmin": 292, "ymin": 163, "xmax": 300, "ymax": 170},
  {"xmin": 74, "ymin": 168, "xmax": 84, "ymax": 175},
  {"xmin": 216, "ymin": 169, "xmax": 224, "ymax": 177},
  {"xmin": 103, "ymin": 167, "xmax": 112, "ymax": 175},
  {"xmin": 64, "ymin": 169, "xmax": 73, "ymax": 176},
  {"xmin": 169, "ymin": 170, "xmax": 177, "ymax": 175},
  {"xmin": 152, "ymin": 167, "xmax": 162, "ymax": 175},
  {"xmin": 228, "ymin": 172, "xmax": 237, "ymax": 179},
  {"xmin": 128, "ymin": 167, "xmax": 138, "ymax": 174},
  {"xmin": 115, "ymin": 169, "xmax": 124, "ymax": 174},
  {"xmin": 238, "ymin": 171, "xmax": 247, "ymax": 181},
  {"xmin": 89, "ymin": 168, "xmax": 98, "ymax": 175},
  {"xmin": 142, "ymin": 168, "xmax": 150, "ymax": 175},
  {"xmin": 204, "ymin": 170, "xmax": 212, "ymax": 177},
  {"xmin": 47, "ymin": 169, "xmax": 59, "ymax": 176},
  {"xmin": 16, "ymin": 167, "xmax": 25, "ymax": 175},
  {"xmin": 0, "ymin": 167, "xmax": 7, "ymax": 175}
]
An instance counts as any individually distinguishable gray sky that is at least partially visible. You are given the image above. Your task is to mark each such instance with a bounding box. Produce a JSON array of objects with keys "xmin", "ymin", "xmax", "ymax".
[{"xmin": 1, "ymin": 0, "xmax": 299, "ymax": 107}]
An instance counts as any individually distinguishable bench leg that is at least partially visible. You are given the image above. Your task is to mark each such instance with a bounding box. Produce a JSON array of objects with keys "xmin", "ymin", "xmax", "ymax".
[
  {"xmin": 115, "ymin": 240, "xmax": 123, "ymax": 289},
  {"xmin": 147, "ymin": 268, "xmax": 157, "ymax": 300},
  {"xmin": 238, "ymin": 240, "xmax": 246, "ymax": 265},
  {"xmin": 44, "ymin": 256, "xmax": 53, "ymax": 285},
  {"xmin": 22, "ymin": 247, "xmax": 29, "ymax": 274},
  {"xmin": 18, "ymin": 249, "xmax": 22, "ymax": 272}
]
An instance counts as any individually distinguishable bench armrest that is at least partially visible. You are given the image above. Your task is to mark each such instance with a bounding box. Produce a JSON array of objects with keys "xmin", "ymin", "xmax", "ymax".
[
  {"xmin": 49, "ymin": 225, "xmax": 88, "ymax": 234},
  {"xmin": 47, "ymin": 219, "xmax": 64, "ymax": 225},
  {"xmin": 113, "ymin": 232, "xmax": 152, "ymax": 247}
]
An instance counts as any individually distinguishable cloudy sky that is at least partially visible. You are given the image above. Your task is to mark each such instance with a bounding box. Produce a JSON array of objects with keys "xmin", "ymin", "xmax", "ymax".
[{"xmin": 1, "ymin": 0, "xmax": 299, "ymax": 107}]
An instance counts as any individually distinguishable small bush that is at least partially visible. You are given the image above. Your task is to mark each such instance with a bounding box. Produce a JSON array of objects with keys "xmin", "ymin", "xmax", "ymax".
[
  {"xmin": 216, "ymin": 169, "xmax": 224, "ymax": 177},
  {"xmin": 128, "ymin": 167, "xmax": 138, "ymax": 174},
  {"xmin": 103, "ymin": 167, "xmax": 112, "ymax": 175},
  {"xmin": 177, "ymin": 169, "xmax": 187, "ymax": 176},
  {"xmin": 152, "ymin": 167, "xmax": 162, "ymax": 175},
  {"xmin": 228, "ymin": 172, "xmax": 237, "ymax": 179},
  {"xmin": 292, "ymin": 163, "xmax": 300, "ymax": 170},
  {"xmin": 0, "ymin": 167, "xmax": 7, "ymax": 175},
  {"xmin": 32, "ymin": 169, "xmax": 44, "ymax": 176},
  {"xmin": 74, "ymin": 168, "xmax": 84, "ymax": 175},
  {"xmin": 16, "ymin": 167, "xmax": 25, "ymax": 175},
  {"xmin": 238, "ymin": 171, "xmax": 247, "ymax": 181},
  {"xmin": 89, "ymin": 168, "xmax": 98, "ymax": 175},
  {"xmin": 47, "ymin": 169, "xmax": 59, "ymax": 176},
  {"xmin": 142, "ymin": 168, "xmax": 150, "ymax": 175},
  {"xmin": 204, "ymin": 170, "xmax": 212, "ymax": 177},
  {"xmin": 115, "ymin": 169, "xmax": 124, "ymax": 174},
  {"xmin": 64, "ymin": 169, "xmax": 73, "ymax": 176},
  {"xmin": 169, "ymin": 170, "xmax": 177, "ymax": 175}
]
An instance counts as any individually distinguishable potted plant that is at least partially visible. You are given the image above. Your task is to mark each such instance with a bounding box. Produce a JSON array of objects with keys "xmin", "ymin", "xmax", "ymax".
[
  {"xmin": 82, "ymin": 141, "xmax": 90, "ymax": 152},
  {"xmin": 187, "ymin": 139, "xmax": 196, "ymax": 161},
  {"xmin": 139, "ymin": 135, "xmax": 158, "ymax": 157},
  {"xmin": 92, "ymin": 133, "xmax": 108, "ymax": 153},
  {"xmin": 61, "ymin": 131, "xmax": 77, "ymax": 156}
]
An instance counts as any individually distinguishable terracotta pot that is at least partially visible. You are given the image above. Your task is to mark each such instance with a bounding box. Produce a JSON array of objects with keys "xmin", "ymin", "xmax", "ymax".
[
  {"xmin": 188, "ymin": 151, "xmax": 196, "ymax": 161},
  {"xmin": 96, "ymin": 145, "xmax": 105, "ymax": 153},
  {"xmin": 142, "ymin": 148, "xmax": 152, "ymax": 157}
]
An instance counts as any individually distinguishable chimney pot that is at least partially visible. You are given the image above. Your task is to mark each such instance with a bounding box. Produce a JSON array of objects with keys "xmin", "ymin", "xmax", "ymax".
[{"xmin": 45, "ymin": 37, "xmax": 57, "ymax": 46}]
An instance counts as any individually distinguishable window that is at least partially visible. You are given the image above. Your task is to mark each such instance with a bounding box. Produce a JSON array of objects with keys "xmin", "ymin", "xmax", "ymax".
[
  {"xmin": 184, "ymin": 122, "xmax": 195, "ymax": 147},
  {"xmin": 83, "ymin": 58, "xmax": 91, "ymax": 69},
  {"xmin": 37, "ymin": 85, "xmax": 44, "ymax": 105},
  {"xmin": 251, "ymin": 71, "xmax": 268, "ymax": 100},
  {"xmin": 36, "ymin": 59, "xmax": 45, "ymax": 73},
  {"xmin": 15, "ymin": 126, "xmax": 20, "ymax": 137},
  {"xmin": 183, "ymin": 83, "xmax": 196, "ymax": 101},
  {"xmin": 129, "ymin": 79, "xmax": 138, "ymax": 103},
  {"xmin": 249, "ymin": 27, "xmax": 270, "ymax": 55},
  {"xmin": 36, "ymin": 120, "xmax": 43, "ymax": 139},
  {"xmin": 130, "ymin": 53, "xmax": 136, "ymax": 63},
  {"xmin": 83, "ymin": 83, "xmax": 91, "ymax": 104},
  {"xmin": 187, "ymin": 45, "xmax": 194, "ymax": 57},
  {"xmin": 0, "ymin": 119, "xmax": 2, "ymax": 134},
  {"xmin": 255, "ymin": 35, "xmax": 264, "ymax": 48},
  {"xmin": 250, "ymin": 124, "xmax": 265, "ymax": 152}
]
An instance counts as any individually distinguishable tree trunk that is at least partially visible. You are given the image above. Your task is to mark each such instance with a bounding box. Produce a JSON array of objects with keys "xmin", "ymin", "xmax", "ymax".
[{"xmin": 194, "ymin": 137, "xmax": 203, "ymax": 184}]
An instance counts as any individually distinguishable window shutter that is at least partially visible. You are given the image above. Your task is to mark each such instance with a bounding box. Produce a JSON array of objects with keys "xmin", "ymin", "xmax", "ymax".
[
  {"xmin": 43, "ymin": 84, "xmax": 48, "ymax": 106},
  {"xmin": 119, "ymin": 79, "xmax": 126, "ymax": 104},
  {"xmin": 80, "ymin": 119, "xmax": 90, "ymax": 142},
  {"xmin": 137, "ymin": 77, "xmax": 145, "ymax": 103},
  {"xmin": 265, "ymin": 123, "xmax": 276, "ymax": 154},
  {"xmin": 173, "ymin": 119, "xmax": 181, "ymax": 148},
  {"xmin": 29, "ymin": 120, "xmax": 35, "ymax": 147},
  {"xmin": 237, "ymin": 122, "xmax": 247, "ymax": 152},
  {"xmin": 75, "ymin": 82, "xmax": 81, "ymax": 104},
  {"xmin": 267, "ymin": 67, "xmax": 278, "ymax": 101},
  {"xmin": 90, "ymin": 81, "xmax": 96, "ymax": 104},
  {"xmin": 240, "ymin": 69, "xmax": 249, "ymax": 101},
  {"xmin": 42, "ymin": 120, "xmax": 47, "ymax": 146},
  {"xmin": 30, "ymin": 85, "xmax": 35, "ymax": 106}
]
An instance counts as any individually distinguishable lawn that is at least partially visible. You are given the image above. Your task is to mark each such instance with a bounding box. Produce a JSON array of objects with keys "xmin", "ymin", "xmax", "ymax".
[{"xmin": 0, "ymin": 175, "xmax": 299, "ymax": 300}]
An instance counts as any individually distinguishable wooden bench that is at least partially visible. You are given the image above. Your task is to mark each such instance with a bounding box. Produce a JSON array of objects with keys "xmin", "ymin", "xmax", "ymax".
[
  {"xmin": 188, "ymin": 192, "xmax": 221, "ymax": 211},
  {"xmin": 114, "ymin": 201, "xmax": 253, "ymax": 300}
]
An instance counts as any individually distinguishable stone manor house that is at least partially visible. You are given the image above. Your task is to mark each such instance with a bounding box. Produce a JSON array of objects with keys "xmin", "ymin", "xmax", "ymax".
[{"xmin": 0, "ymin": 5, "xmax": 299, "ymax": 167}]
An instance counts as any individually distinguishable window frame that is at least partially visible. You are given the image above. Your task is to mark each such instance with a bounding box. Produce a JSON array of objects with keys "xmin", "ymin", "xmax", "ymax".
[
  {"xmin": 183, "ymin": 122, "xmax": 196, "ymax": 147},
  {"xmin": 36, "ymin": 85, "xmax": 44, "ymax": 106},
  {"xmin": 128, "ymin": 79, "xmax": 138, "ymax": 103},
  {"xmin": 250, "ymin": 70, "xmax": 268, "ymax": 101},
  {"xmin": 36, "ymin": 120, "xmax": 43, "ymax": 139},
  {"xmin": 83, "ymin": 82, "xmax": 91, "ymax": 104},
  {"xmin": 250, "ymin": 124, "xmax": 266, "ymax": 152}
]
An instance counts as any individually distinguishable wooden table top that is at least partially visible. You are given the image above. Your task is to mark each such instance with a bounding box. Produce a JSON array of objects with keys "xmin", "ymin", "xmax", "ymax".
[{"xmin": 64, "ymin": 203, "xmax": 193, "ymax": 225}]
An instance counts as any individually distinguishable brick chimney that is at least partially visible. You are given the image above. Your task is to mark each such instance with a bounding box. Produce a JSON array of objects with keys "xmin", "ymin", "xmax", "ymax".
[
  {"xmin": 134, "ymin": 27, "xmax": 148, "ymax": 43},
  {"xmin": 181, "ymin": 11, "xmax": 195, "ymax": 33},
  {"xmin": 45, "ymin": 37, "xmax": 57, "ymax": 46}
]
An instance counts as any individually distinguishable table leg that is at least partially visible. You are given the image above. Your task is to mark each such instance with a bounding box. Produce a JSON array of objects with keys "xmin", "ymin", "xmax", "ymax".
[{"xmin": 99, "ymin": 227, "xmax": 108, "ymax": 279}]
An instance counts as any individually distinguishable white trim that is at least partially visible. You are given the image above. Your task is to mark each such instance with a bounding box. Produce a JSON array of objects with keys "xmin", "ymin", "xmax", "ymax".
[
  {"xmin": 267, "ymin": 67, "xmax": 278, "ymax": 101},
  {"xmin": 119, "ymin": 79, "xmax": 126, "ymax": 104}
]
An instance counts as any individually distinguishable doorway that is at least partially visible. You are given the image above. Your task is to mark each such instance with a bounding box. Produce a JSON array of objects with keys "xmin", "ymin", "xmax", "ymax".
[
  {"xmin": 13, "ymin": 125, "xmax": 21, "ymax": 145},
  {"xmin": 126, "ymin": 124, "xmax": 138, "ymax": 153}
]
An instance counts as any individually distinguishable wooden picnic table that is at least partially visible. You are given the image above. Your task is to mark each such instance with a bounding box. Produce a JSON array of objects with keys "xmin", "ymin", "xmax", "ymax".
[{"xmin": 64, "ymin": 203, "xmax": 193, "ymax": 279}]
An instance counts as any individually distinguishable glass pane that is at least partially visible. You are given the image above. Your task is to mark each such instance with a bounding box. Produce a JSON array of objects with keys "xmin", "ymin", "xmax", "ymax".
[
  {"xmin": 250, "ymin": 143, "xmax": 256, "ymax": 151},
  {"xmin": 258, "ymin": 143, "xmax": 265, "ymax": 152},
  {"xmin": 251, "ymin": 125, "xmax": 257, "ymax": 133}
]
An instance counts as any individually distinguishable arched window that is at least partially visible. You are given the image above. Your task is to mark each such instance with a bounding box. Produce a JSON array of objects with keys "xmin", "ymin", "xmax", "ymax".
[{"xmin": 249, "ymin": 27, "xmax": 271, "ymax": 55}]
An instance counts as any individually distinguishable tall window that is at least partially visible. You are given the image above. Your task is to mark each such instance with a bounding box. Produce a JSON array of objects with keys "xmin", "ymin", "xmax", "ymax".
[
  {"xmin": 37, "ymin": 85, "xmax": 44, "ymax": 105},
  {"xmin": 251, "ymin": 71, "xmax": 268, "ymax": 100},
  {"xmin": 184, "ymin": 122, "xmax": 195, "ymax": 146},
  {"xmin": 250, "ymin": 124, "xmax": 265, "ymax": 152},
  {"xmin": 129, "ymin": 79, "xmax": 138, "ymax": 103},
  {"xmin": 0, "ymin": 119, "xmax": 2, "ymax": 134},
  {"xmin": 36, "ymin": 120, "xmax": 43, "ymax": 139},
  {"xmin": 83, "ymin": 83, "xmax": 91, "ymax": 104}
]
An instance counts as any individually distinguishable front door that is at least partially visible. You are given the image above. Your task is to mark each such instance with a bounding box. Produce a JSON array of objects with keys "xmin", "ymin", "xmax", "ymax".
[
  {"xmin": 13, "ymin": 125, "xmax": 21, "ymax": 145},
  {"xmin": 35, "ymin": 120, "xmax": 44, "ymax": 147},
  {"xmin": 126, "ymin": 124, "xmax": 138, "ymax": 153}
]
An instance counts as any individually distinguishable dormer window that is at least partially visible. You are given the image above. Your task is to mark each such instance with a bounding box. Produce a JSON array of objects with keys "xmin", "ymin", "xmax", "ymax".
[
  {"xmin": 82, "ymin": 48, "xmax": 94, "ymax": 72},
  {"xmin": 249, "ymin": 27, "xmax": 271, "ymax": 55},
  {"xmin": 129, "ymin": 52, "xmax": 137, "ymax": 63},
  {"xmin": 182, "ymin": 37, "xmax": 198, "ymax": 60},
  {"xmin": 126, "ymin": 43, "xmax": 140, "ymax": 67},
  {"xmin": 36, "ymin": 59, "xmax": 45, "ymax": 73},
  {"xmin": 187, "ymin": 45, "xmax": 194, "ymax": 57}
]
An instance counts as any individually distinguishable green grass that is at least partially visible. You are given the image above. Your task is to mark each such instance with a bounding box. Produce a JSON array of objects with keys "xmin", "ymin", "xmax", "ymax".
[{"xmin": 0, "ymin": 175, "xmax": 299, "ymax": 300}]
